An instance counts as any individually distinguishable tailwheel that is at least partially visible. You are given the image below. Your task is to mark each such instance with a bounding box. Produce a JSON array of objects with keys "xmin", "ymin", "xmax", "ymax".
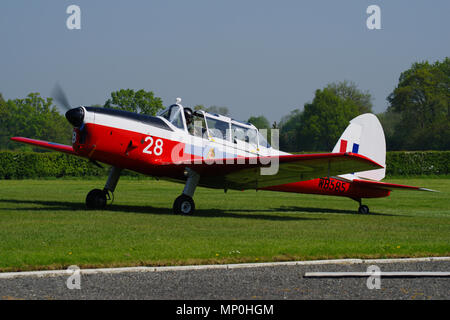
[
  {"xmin": 358, "ymin": 205, "xmax": 370, "ymax": 214},
  {"xmin": 86, "ymin": 189, "xmax": 108, "ymax": 209},
  {"xmin": 173, "ymin": 194, "xmax": 195, "ymax": 215}
]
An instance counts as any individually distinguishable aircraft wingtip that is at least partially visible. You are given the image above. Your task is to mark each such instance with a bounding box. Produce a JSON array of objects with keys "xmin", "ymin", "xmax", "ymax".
[{"xmin": 418, "ymin": 187, "xmax": 439, "ymax": 192}]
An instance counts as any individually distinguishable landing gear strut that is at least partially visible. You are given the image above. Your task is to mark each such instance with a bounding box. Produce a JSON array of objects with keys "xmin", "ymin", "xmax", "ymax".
[
  {"xmin": 86, "ymin": 166, "xmax": 121, "ymax": 210},
  {"xmin": 173, "ymin": 168, "xmax": 200, "ymax": 215}
]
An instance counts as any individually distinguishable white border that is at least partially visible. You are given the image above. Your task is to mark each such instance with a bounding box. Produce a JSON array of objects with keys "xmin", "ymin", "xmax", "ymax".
[{"xmin": 0, "ymin": 257, "xmax": 449, "ymax": 279}]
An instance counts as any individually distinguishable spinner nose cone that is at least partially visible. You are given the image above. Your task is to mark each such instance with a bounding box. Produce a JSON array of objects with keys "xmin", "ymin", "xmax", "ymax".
[{"xmin": 65, "ymin": 107, "xmax": 85, "ymax": 127}]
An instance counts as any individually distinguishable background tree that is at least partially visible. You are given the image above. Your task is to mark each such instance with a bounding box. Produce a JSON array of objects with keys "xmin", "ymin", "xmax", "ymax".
[
  {"xmin": 376, "ymin": 110, "xmax": 402, "ymax": 150},
  {"xmin": 0, "ymin": 94, "xmax": 10, "ymax": 149},
  {"xmin": 278, "ymin": 109, "xmax": 302, "ymax": 152},
  {"xmin": 0, "ymin": 93, "xmax": 72, "ymax": 150},
  {"xmin": 247, "ymin": 115, "xmax": 271, "ymax": 143},
  {"xmin": 296, "ymin": 88, "xmax": 359, "ymax": 151},
  {"xmin": 247, "ymin": 115, "xmax": 270, "ymax": 129},
  {"xmin": 326, "ymin": 80, "xmax": 373, "ymax": 114},
  {"xmin": 104, "ymin": 89, "xmax": 164, "ymax": 115},
  {"xmin": 194, "ymin": 104, "xmax": 230, "ymax": 116},
  {"xmin": 386, "ymin": 57, "xmax": 449, "ymax": 150},
  {"xmin": 278, "ymin": 81, "xmax": 373, "ymax": 152}
]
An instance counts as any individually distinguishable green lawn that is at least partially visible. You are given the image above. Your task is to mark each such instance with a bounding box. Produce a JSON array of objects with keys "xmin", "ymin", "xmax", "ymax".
[{"xmin": 0, "ymin": 177, "xmax": 449, "ymax": 271}]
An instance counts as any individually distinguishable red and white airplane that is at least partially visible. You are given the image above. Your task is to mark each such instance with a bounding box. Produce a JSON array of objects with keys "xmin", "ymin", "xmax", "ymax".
[{"xmin": 11, "ymin": 96, "xmax": 433, "ymax": 215}]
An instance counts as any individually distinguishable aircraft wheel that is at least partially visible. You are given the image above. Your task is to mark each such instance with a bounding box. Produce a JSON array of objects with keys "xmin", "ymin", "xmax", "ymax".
[
  {"xmin": 358, "ymin": 205, "xmax": 370, "ymax": 214},
  {"xmin": 173, "ymin": 194, "xmax": 195, "ymax": 215},
  {"xmin": 86, "ymin": 189, "xmax": 107, "ymax": 209}
]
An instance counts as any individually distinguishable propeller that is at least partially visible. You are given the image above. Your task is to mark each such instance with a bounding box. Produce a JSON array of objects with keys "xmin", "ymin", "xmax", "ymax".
[
  {"xmin": 52, "ymin": 83, "xmax": 85, "ymax": 128},
  {"xmin": 52, "ymin": 83, "xmax": 72, "ymax": 112},
  {"xmin": 51, "ymin": 83, "xmax": 101, "ymax": 168}
]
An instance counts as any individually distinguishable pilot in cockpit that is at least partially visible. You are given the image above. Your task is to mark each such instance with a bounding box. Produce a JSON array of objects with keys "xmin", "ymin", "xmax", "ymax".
[{"xmin": 183, "ymin": 107, "xmax": 194, "ymax": 135}]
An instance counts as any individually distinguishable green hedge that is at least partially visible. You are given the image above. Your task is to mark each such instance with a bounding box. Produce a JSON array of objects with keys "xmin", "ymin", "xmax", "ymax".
[
  {"xmin": 386, "ymin": 151, "xmax": 449, "ymax": 176},
  {"xmin": 0, "ymin": 150, "xmax": 448, "ymax": 179},
  {"xmin": 0, "ymin": 151, "xmax": 108, "ymax": 179}
]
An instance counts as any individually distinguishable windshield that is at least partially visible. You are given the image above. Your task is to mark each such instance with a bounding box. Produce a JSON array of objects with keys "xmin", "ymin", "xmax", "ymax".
[
  {"xmin": 192, "ymin": 113, "xmax": 207, "ymax": 137},
  {"xmin": 206, "ymin": 116, "xmax": 231, "ymax": 141},
  {"xmin": 160, "ymin": 105, "xmax": 185, "ymax": 130},
  {"xmin": 231, "ymin": 123, "xmax": 257, "ymax": 146},
  {"xmin": 258, "ymin": 130, "xmax": 271, "ymax": 148}
]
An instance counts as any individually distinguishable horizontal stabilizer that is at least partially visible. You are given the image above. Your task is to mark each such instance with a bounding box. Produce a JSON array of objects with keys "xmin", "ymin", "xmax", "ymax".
[{"xmin": 352, "ymin": 179, "xmax": 438, "ymax": 192}]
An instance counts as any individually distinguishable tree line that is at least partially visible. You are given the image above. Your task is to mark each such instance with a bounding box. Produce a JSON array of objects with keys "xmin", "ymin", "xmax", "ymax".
[
  {"xmin": 249, "ymin": 57, "xmax": 449, "ymax": 152},
  {"xmin": 1, "ymin": 57, "xmax": 448, "ymax": 152}
]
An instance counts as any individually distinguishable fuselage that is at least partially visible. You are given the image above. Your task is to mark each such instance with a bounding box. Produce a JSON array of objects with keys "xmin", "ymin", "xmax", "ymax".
[{"xmin": 71, "ymin": 106, "xmax": 390, "ymax": 200}]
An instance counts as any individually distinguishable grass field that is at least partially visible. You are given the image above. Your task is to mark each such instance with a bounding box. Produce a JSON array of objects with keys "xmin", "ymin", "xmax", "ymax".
[{"xmin": 0, "ymin": 177, "xmax": 449, "ymax": 271}]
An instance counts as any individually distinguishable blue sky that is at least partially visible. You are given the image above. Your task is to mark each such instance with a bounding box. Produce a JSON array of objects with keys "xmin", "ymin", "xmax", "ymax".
[{"xmin": 1, "ymin": 0, "xmax": 449, "ymax": 123}]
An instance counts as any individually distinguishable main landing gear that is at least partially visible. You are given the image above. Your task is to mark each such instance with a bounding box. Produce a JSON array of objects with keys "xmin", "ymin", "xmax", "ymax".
[
  {"xmin": 173, "ymin": 168, "xmax": 200, "ymax": 215},
  {"xmin": 358, "ymin": 205, "xmax": 370, "ymax": 214},
  {"xmin": 86, "ymin": 166, "xmax": 122, "ymax": 210},
  {"xmin": 354, "ymin": 198, "xmax": 370, "ymax": 214}
]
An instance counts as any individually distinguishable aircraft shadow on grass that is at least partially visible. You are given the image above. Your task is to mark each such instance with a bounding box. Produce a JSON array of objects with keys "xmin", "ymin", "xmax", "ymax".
[
  {"xmin": 0, "ymin": 199, "xmax": 395, "ymax": 220},
  {"xmin": 275, "ymin": 206, "xmax": 395, "ymax": 217}
]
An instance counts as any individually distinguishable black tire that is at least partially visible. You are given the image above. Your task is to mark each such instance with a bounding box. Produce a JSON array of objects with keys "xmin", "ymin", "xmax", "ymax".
[
  {"xmin": 86, "ymin": 189, "xmax": 107, "ymax": 209},
  {"xmin": 173, "ymin": 194, "xmax": 195, "ymax": 215},
  {"xmin": 358, "ymin": 205, "xmax": 370, "ymax": 214}
]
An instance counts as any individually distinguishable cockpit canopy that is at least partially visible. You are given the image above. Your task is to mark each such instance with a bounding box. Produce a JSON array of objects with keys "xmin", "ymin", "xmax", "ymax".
[
  {"xmin": 158, "ymin": 104, "xmax": 186, "ymax": 130},
  {"xmin": 157, "ymin": 102, "xmax": 271, "ymax": 149}
]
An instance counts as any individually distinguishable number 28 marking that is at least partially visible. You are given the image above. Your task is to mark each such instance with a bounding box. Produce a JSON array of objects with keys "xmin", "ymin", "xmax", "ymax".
[{"xmin": 143, "ymin": 136, "xmax": 163, "ymax": 156}]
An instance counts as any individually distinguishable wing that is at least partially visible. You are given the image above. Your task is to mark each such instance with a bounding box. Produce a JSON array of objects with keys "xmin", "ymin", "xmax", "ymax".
[
  {"xmin": 10, "ymin": 137, "xmax": 77, "ymax": 155},
  {"xmin": 351, "ymin": 179, "xmax": 438, "ymax": 192},
  {"xmin": 10, "ymin": 137, "xmax": 383, "ymax": 190},
  {"xmin": 167, "ymin": 152, "xmax": 383, "ymax": 190}
]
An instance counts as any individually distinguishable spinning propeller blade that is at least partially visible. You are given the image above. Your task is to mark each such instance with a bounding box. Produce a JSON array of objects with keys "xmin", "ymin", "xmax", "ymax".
[{"xmin": 52, "ymin": 83, "xmax": 72, "ymax": 112}]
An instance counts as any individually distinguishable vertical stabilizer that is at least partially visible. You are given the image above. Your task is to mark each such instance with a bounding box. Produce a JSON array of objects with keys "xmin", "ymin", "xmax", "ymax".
[{"xmin": 332, "ymin": 113, "xmax": 386, "ymax": 181}]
